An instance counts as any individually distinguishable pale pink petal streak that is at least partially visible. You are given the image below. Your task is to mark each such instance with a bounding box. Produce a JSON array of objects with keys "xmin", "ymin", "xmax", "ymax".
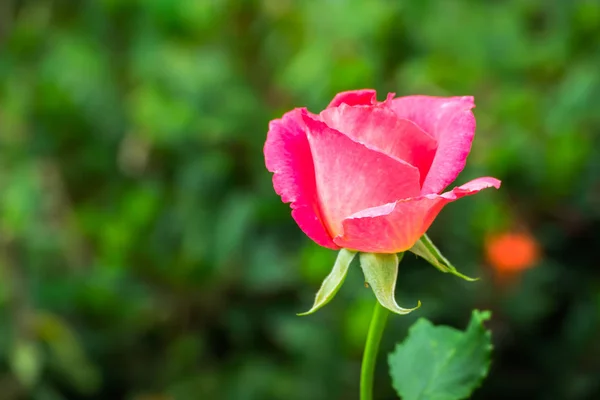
[
  {"xmin": 327, "ymin": 89, "xmax": 377, "ymax": 108},
  {"xmin": 390, "ymin": 96, "xmax": 476, "ymax": 195},
  {"xmin": 334, "ymin": 177, "xmax": 501, "ymax": 253},
  {"xmin": 320, "ymin": 104, "xmax": 438, "ymax": 183},
  {"xmin": 302, "ymin": 113, "xmax": 421, "ymax": 238},
  {"xmin": 264, "ymin": 108, "xmax": 339, "ymax": 249}
]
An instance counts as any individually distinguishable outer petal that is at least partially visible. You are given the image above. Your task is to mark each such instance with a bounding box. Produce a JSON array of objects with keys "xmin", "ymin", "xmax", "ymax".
[
  {"xmin": 390, "ymin": 96, "xmax": 476, "ymax": 195},
  {"xmin": 327, "ymin": 89, "xmax": 377, "ymax": 108},
  {"xmin": 334, "ymin": 177, "xmax": 501, "ymax": 253},
  {"xmin": 302, "ymin": 113, "xmax": 421, "ymax": 238},
  {"xmin": 320, "ymin": 104, "xmax": 437, "ymax": 183},
  {"xmin": 264, "ymin": 109, "xmax": 339, "ymax": 249}
]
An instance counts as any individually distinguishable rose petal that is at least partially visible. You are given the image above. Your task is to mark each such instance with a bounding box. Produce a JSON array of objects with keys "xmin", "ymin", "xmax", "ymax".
[
  {"xmin": 320, "ymin": 104, "xmax": 438, "ymax": 184},
  {"xmin": 264, "ymin": 108, "xmax": 339, "ymax": 249},
  {"xmin": 390, "ymin": 96, "xmax": 476, "ymax": 195},
  {"xmin": 334, "ymin": 177, "xmax": 501, "ymax": 253},
  {"xmin": 302, "ymin": 113, "xmax": 421, "ymax": 238},
  {"xmin": 327, "ymin": 89, "xmax": 377, "ymax": 108}
]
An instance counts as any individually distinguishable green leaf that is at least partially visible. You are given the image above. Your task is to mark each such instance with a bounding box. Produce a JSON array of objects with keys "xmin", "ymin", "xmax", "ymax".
[
  {"xmin": 388, "ymin": 310, "xmax": 493, "ymax": 400},
  {"xmin": 297, "ymin": 249, "xmax": 356, "ymax": 316},
  {"xmin": 409, "ymin": 234, "xmax": 478, "ymax": 281},
  {"xmin": 359, "ymin": 253, "xmax": 420, "ymax": 315}
]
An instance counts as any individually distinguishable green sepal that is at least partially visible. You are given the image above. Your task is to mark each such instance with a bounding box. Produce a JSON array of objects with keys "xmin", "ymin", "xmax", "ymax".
[
  {"xmin": 409, "ymin": 234, "xmax": 478, "ymax": 281},
  {"xmin": 359, "ymin": 252, "xmax": 420, "ymax": 315},
  {"xmin": 297, "ymin": 249, "xmax": 357, "ymax": 316}
]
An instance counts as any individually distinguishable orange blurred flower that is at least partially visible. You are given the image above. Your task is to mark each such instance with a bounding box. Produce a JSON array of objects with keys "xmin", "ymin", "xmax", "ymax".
[{"xmin": 485, "ymin": 232, "xmax": 540, "ymax": 281}]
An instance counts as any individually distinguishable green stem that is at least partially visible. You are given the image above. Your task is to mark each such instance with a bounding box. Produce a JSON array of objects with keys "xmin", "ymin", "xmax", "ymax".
[
  {"xmin": 360, "ymin": 252, "xmax": 404, "ymax": 400},
  {"xmin": 360, "ymin": 300, "xmax": 390, "ymax": 400}
]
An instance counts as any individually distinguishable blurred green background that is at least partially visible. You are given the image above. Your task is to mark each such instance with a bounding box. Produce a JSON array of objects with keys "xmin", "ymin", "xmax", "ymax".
[{"xmin": 1, "ymin": 0, "xmax": 599, "ymax": 399}]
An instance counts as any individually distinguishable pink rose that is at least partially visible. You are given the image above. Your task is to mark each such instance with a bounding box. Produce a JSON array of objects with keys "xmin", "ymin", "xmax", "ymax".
[{"xmin": 264, "ymin": 89, "xmax": 500, "ymax": 254}]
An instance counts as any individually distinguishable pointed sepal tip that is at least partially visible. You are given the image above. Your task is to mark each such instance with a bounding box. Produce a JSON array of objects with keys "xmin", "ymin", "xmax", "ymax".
[
  {"xmin": 409, "ymin": 234, "xmax": 479, "ymax": 281},
  {"xmin": 359, "ymin": 252, "xmax": 420, "ymax": 315},
  {"xmin": 297, "ymin": 249, "xmax": 357, "ymax": 316}
]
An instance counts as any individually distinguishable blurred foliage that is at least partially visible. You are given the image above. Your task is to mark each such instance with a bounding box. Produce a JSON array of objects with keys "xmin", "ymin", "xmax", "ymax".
[{"xmin": 0, "ymin": 0, "xmax": 599, "ymax": 399}]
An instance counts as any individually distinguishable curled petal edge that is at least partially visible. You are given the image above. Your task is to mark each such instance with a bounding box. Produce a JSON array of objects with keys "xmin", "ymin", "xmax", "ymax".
[
  {"xmin": 327, "ymin": 89, "xmax": 378, "ymax": 108},
  {"xmin": 335, "ymin": 177, "xmax": 502, "ymax": 254}
]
